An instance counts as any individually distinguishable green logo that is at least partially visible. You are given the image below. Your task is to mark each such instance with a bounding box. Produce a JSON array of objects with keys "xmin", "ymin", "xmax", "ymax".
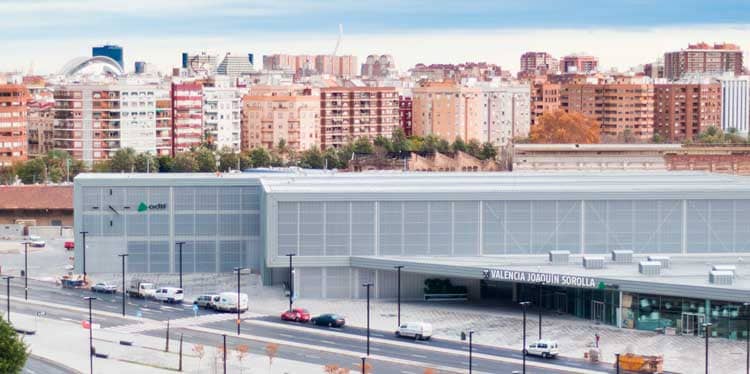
[
  {"xmin": 597, "ymin": 281, "xmax": 607, "ymax": 290},
  {"xmin": 137, "ymin": 202, "xmax": 148, "ymax": 212}
]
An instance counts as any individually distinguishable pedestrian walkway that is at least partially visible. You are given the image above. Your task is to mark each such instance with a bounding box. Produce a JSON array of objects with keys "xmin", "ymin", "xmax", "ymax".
[{"xmin": 106, "ymin": 312, "xmax": 239, "ymax": 334}]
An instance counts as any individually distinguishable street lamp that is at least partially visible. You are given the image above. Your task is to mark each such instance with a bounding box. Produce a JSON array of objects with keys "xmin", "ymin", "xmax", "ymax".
[
  {"xmin": 703, "ymin": 322, "xmax": 712, "ymax": 374},
  {"xmin": 360, "ymin": 356, "xmax": 367, "ymax": 374},
  {"xmin": 117, "ymin": 254, "xmax": 128, "ymax": 316},
  {"xmin": 538, "ymin": 281, "xmax": 545, "ymax": 339},
  {"xmin": 83, "ymin": 296, "xmax": 97, "ymax": 374},
  {"xmin": 79, "ymin": 231, "xmax": 88, "ymax": 281},
  {"xmin": 394, "ymin": 265, "xmax": 404, "ymax": 327},
  {"xmin": 362, "ymin": 282, "xmax": 373, "ymax": 356},
  {"xmin": 234, "ymin": 267, "xmax": 245, "ymax": 336},
  {"xmin": 21, "ymin": 240, "xmax": 29, "ymax": 300},
  {"xmin": 615, "ymin": 353, "xmax": 621, "ymax": 374},
  {"xmin": 520, "ymin": 301, "xmax": 531, "ymax": 374},
  {"xmin": 744, "ymin": 302, "xmax": 750, "ymax": 374},
  {"xmin": 3, "ymin": 276, "xmax": 13, "ymax": 323},
  {"xmin": 460, "ymin": 330, "xmax": 474, "ymax": 373},
  {"xmin": 286, "ymin": 253, "xmax": 296, "ymax": 312},
  {"xmin": 175, "ymin": 241, "xmax": 185, "ymax": 289}
]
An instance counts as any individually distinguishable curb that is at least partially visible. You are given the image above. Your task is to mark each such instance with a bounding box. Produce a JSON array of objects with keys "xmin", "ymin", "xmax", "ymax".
[{"xmin": 28, "ymin": 353, "xmax": 84, "ymax": 374}]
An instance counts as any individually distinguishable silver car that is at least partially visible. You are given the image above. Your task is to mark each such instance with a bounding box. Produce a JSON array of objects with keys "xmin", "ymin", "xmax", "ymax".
[
  {"xmin": 194, "ymin": 294, "xmax": 220, "ymax": 309},
  {"xmin": 91, "ymin": 282, "xmax": 118, "ymax": 293}
]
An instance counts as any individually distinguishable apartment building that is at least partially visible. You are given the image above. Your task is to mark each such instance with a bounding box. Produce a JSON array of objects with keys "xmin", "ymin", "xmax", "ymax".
[
  {"xmin": 171, "ymin": 82, "xmax": 203, "ymax": 154},
  {"xmin": 262, "ymin": 54, "xmax": 314, "ymax": 73},
  {"xmin": 479, "ymin": 83, "xmax": 531, "ymax": 144},
  {"xmin": 718, "ymin": 76, "xmax": 750, "ymax": 134},
  {"xmin": 216, "ymin": 53, "xmax": 255, "ymax": 77},
  {"xmin": 361, "ymin": 55, "xmax": 397, "ymax": 78},
  {"xmin": 411, "ymin": 81, "xmax": 482, "ymax": 142},
  {"xmin": 203, "ymin": 87, "xmax": 242, "ymax": 151},
  {"xmin": 27, "ymin": 101, "xmax": 55, "ymax": 157},
  {"xmin": 315, "ymin": 55, "xmax": 358, "ymax": 77},
  {"xmin": 561, "ymin": 54, "xmax": 599, "ymax": 73},
  {"xmin": 399, "ymin": 95, "xmax": 413, "ymax": 136},
  {"xmin": 0, "ymin": 85, "xmax": 30, "ymax": 167},
  {"xmin": 530, "ymin": 81, "xmax": 561, "ymax": 126},
  {"xmin": 242, "ymin": 86, "xmax": 320, "ymax": 152},
  {"xmin": 654, "ymin": 83, "xmax": 722, "ymax": 141},
  {"xmin": 664, "ymin": 43, "xmax": 743, "ymax": 81},
  {"xmin": 320, "ymin": 87, "xmax": 399, "ymax": 149},
  {"xmin": 520, "ymin": 52, "xmax": 559, "ymax": 75}
]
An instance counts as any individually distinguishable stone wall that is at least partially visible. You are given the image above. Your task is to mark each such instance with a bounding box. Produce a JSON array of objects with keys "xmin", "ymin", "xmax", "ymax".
[{"xmin": 665, "ymin": 153, "xmax": 750, "ymax": 175}]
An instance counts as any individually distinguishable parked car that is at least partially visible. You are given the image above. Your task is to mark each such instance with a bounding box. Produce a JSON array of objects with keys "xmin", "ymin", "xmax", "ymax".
[
  {"xmin": 214, "ymin": 292, "xmax": 248, "ymax": 313},
  {"xmin": 311, "ymin": 314, "xmax": 345, "ymax": 328},
  {"xmin": 193, "ymin": 294, "xmax": 221, "ymax": 309},
  {"xmin": 29, "ymin": 240, "xmax": 46, "ymax": 248},
  {"xmin": 64, "ymin": 241, "xmax": 75, "ymax": 251},
  {"xmin": 127, "ymin": 280, "xmax": 157, "ymax": 299},
  {"xmin": 91, "ymin": 282, "xmax": 117, "ymax": 293},
  {"xmin": 525, "ymin": 339, "xmax": 559, "ymax": 359},
  {"xmin": 281, "ymin": 308, "xmax": 311, "ymax": 322},
  {"xmin": 396, "ymin": 322, "xmax": 433, "ymax": 340},
  {"xmin": 154, "ymin": 287, "xmax": 184, "ymax": 304}
]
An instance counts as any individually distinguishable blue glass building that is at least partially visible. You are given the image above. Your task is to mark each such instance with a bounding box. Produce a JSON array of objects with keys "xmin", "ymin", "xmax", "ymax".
[{"xmin": 92, "ymin": 45, "xmax": 124, "ymax": 69}]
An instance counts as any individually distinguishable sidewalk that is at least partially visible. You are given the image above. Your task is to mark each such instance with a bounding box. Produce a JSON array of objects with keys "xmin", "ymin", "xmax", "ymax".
[
  {"xmin": 248, "ymin": 294, "xmax": 747, "ymax": 374},
  {"xmin": 10, "ymin": 312, "xmax": 324, "ymax": 373}
]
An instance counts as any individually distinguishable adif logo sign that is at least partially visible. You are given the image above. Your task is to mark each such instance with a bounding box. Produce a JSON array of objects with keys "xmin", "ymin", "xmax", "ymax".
[{"xmin": 138, "ymin": 202, "xmax": 167, "ymax": 212}]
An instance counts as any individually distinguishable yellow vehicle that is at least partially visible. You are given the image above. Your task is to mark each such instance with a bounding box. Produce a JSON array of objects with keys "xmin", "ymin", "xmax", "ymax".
[{"xmin": 616, "ymin": 353, "xmax": 664, "ymax": 374}]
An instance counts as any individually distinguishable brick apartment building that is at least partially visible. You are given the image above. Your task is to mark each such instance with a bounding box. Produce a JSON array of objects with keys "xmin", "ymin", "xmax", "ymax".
[
  {"xmin": 171, "ymin": 82, "xmax": 203, "ymax": 154},
  {"xmin": 654, "ymin": 83, "xmax": 722, "ymax": 142},
  {"xmin": 520, "ymin": 52, "xmax": 559, "ymax": 76},
  {"xmin": 530, "ymin": 81, "xmax": 561, "ymax": 126},
  {"xmin": 320, "ymin": 87, "xmax": 399, "ymax": 149},
  {"xmin": 561, "ymin": 54, "xmax": 599, "ymax": 73},
  {"xmin": 664, "ymin": 42, "xmax": 743, "ymax": 81},
  {"xmin": 0, "ymin": 84, "xmax": 30, "ymax": 167},
  {"xmin": 411, "ymin": 81, "xmax": 482, "ymax": 143},
  {"xmin": 27, "ymin": 101, "xmax": 55, "ymax": 157},
  {"xmin": 399, "ymin": 95, "xmax": 413, "ymax": 136}
]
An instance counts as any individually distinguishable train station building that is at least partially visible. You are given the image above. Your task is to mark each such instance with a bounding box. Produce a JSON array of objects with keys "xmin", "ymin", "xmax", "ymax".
[{"xmin": 74, "ymin": 171, "xmax": 750, "ymax": 339}]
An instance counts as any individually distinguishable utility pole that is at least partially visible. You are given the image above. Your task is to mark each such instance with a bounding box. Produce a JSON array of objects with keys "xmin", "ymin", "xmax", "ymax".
[
  {"xmin": 22, "ymin": 241, "xmax": 28, "ymax": 300},
  {"xmin": 118, "ymin": 254, "xmax": 128, "ymax": 316},
  {"xmin": 79, "ymin": 231, "xmax": 88, "ymax": 281}
]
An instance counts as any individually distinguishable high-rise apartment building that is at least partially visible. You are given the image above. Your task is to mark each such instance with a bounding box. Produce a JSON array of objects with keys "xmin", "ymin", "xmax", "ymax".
[
  {"xmin": 718, "ymin": 76, "xmax": 750, "ymax": 134},
  {"xmin": 654, "ymin": 83, "xmax": 722, "ymax": 141},
  {"xmin": 242, "ymin": 86, "xmax": 320, "ymax": 152},
  {"xmin": 93, "ymin": 44, "xmax": 124, "ymax": 68},
  {"xmin": 664, "ymin": 43, "xmax": 743, "ymax": 81},
  {"xmin": 314, "ymin": 55, "xmax": 358, "ymax": 77},
  {"xmin": 27, "ymin": 101, "xmax": 55, "ymax": 157},
  {"xmin": 320, "ymin": 87, "xmax": 399, "ymax": 149},
  {"xmin": 203, "ymin": 87, "xmax": 241, "ymax": 151},
  {"xmin": 171, "ymin": 82, "xmax": 204, "ymax": 154},
  {"xmin": 411, "ymin": 81, "xmax": 482, "ymax": 142},
  {"xmin": 410, "ymin": 63, "xmax": 506, "ymax": 82},
  {"xmin": 53, "ymin": 84, "xmax": 171, "ymax": 163},
  {"xmin": 361, "ymin": 55, "xmax": 397, "ymax": 78},
  {"xmin": 520, "ymin": 52, "xmax": 559, "ymax": 75},
  {"xmin": 181, "ymin": 52, "xmax": 218, "ymax": 76},
  {"xmin": 399, "ymin": 95, "xmax": 413, "ymax": 136},
  {"xmin": 561, "ymin": 54, "xmax": 599, "ymax": 74},
  {"xmin": 262, "ymin": 54, "xmax": 356, "ymax": 77},
  {"xmin": 644, "ymin": 61, "xmax": 665, "ymax": 79},
  {"xmin": 216, "ymin": 53, "xmax": 255, "ymax": 77},
  {"xmin": 0, "ymin": 85, "xmax": 30, "ymax": 167},
  {"xmin": 479, "ymin": 84, "xmax": 531, "ymax": 144},
  {"xmin": 262, "ymin": 54, "xmax": 315, "ymax": 74},
  {"xmin": 530, "ymin": 81, "xmax": 561, "ymax": 126}
]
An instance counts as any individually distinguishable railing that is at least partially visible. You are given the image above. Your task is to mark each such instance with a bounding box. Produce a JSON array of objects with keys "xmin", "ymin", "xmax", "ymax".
[{"xmin": 424, "ymin": 293, "xmax": 467, "ymax": 301}]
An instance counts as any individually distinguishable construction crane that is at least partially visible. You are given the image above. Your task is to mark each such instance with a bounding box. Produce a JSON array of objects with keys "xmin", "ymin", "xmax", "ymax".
[{"xmin": 332, "ymin": 24, "xmax": 343, "ymax": 56}]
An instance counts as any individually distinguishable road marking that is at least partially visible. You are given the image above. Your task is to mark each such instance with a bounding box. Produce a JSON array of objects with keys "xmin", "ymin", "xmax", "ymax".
[
  {"xmin": 279, "ymin": 333, "xmax": 295, "ymax": 338},
  {"xmin": 304, "ymin": 354, "xmax": 320, "ymax": 359},
  {"xmin": 321, "ymin": 340, "xmax": 336, "ymax": 345},
  {"xmin": 60, "ymin": 317, "xmax": 77, "ymax": 323},
  {"xmin": 410, "ymin": 353, "xmax": 427, "ymax": 359},
  {"xmin": 372, "ymin": 333, "xmax": 385, "ymax": 337},
  {"xmin": 401, "ymin": 371, "xmax": 418, "ymax": 374}
]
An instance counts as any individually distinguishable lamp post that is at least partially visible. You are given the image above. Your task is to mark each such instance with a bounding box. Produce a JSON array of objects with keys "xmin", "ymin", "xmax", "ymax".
[
  {"xmin": 175, "ymin": 241, "xmax": 185, "ymax": 289},
  {"xmin": 286, "ymin": 253, "xmax": 295, "ymax": 312},
  {"xmin": 615, "ymin": 353, "xmax": 621, "ymax": 374},
  {"xmin": 744, "ymin": 302, "xmax": 750, "ymax": 374},
  {"xmin": 360, "ymin": 356, "xmax": 366, "ymax": 374},
  {"xmin": 394, "ymin": 265, "xmax": 404, "ymax": 327},
  {"xmin": 83, "ymin": 296, "xmax": 97, "ymax": 374},
  {"xmin": 117, "ymin": 254, "xmax": 128, "ymax": 316},
  {"xmin": 22, "ymin": 241, "xmax": 29, "ymax": 300},
  {"xmin": 520, "ymin": 301, "xmax": 531, "ymax": 374},
  {"xmin": 79, "ymin": 231, "xmax": 88, "ymax": 281},
  {"xmin": 3, "ymin": 276, "xmax": 13, "ymax": 323},
  {"xmin": 703, "ymin": 322, "xmax": 712, "ymax": 374},
  {"xmin": 363, "ymin": 282, "xmax": 373, "ymax": 356},
  {"xmin": 234, "ymin": 267, "xmax": 245, "ymax": 335},
  {"xmin": 538, "ymin": 281, "xmax": 545, "ymax": 339},
  {"xmin": 461, "ymin": 330, "xmax": 474, "ymax": 373}
]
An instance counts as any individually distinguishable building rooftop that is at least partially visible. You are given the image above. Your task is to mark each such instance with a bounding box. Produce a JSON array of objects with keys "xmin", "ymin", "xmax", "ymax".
[{"xmin": 0, "ymin": 185, "xmax": 72, "ymax": 210}]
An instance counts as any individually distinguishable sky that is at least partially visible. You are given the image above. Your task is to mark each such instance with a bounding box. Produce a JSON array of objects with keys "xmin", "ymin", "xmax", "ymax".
[{"xmin": 3, "ymin": 0, "xmax": 750, "ymax": 74}]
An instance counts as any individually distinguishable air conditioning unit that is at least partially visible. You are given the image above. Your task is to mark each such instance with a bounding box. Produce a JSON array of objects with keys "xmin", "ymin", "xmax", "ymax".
[
  {"xmin": 549, "ymin": 250, "xmax": 570, "ymax": 264},
  {"xmin": 639, "ymin": 261, "xmax": 661, "ymax": 276},
  {"xmin": 583, "ymin": 256, "xmax": 605, "ymax": 269},
  {"xmin": 611, "ymin": 250, "xmax": 633, "ymax": 264},
  {"xmin": 709, "ymin": 270, "xmax": 734, "ymax": 285},
  {"xmin": 712, "ymin": 265, "xmax": 736, "ymax": 274},
  {"xmin": 647, "ymin": 255, "xmax": 671, "ymax": 269}
]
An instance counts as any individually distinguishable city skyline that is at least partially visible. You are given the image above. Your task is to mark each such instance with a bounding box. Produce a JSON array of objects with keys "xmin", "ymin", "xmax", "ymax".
[{"xmin": 3, "ymin": 0, "xmax": 750, "ymax": 74}]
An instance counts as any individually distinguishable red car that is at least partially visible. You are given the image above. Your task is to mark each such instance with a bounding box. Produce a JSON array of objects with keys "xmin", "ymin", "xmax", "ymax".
[{"xmin": 281, "ymin": 308, "xmax": 311, "ymax": 322}]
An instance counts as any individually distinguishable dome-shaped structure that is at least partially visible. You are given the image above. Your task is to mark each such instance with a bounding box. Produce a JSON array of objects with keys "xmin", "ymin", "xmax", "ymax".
[{"xmin": 59, "ymin": 56, "xmax": 124, "ymax": 76}]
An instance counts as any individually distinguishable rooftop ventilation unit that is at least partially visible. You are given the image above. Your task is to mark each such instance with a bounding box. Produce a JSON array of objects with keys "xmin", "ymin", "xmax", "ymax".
[
  {"xmin": 583, "ymin": 256, "xmax": 605, "ymax": 269},
  {"xmin": 549, "ymin": 250, "xmax": 570, "ymax": 264},
  {"xmin": 709, "ymin": 270, "xmax": 734, "ymax": 285},
  {"xmin": 712, "ymin": 265, "xmax": 736, "ymax": 274},
  {"xmin": 611, "ymin": 250, "xmax": 633, "ymax": 264},
  {"xmin": 639, "ymin": 261, "xmax": 661, "ymax": 276},
  {"xmin": 647, "ymin": 255, "xmax": 670, "ymax": 269}
]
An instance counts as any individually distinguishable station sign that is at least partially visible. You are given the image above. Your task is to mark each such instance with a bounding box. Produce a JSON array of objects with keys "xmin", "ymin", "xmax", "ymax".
[{"xmin": 482, "ymin": 268, "xmax": 605, "ymax": 289}]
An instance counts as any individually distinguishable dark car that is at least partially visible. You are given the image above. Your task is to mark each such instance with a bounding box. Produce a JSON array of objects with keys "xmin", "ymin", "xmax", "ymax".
[{"xmin": 311, "ymin": 313, "xmax": 345, "ymax": 328}]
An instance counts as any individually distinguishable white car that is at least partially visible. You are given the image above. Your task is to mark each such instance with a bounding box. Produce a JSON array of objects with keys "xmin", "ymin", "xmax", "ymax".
[
  {"xmin": 525, "ymin": 339, "xmax": 559, "ymax": 359},
  {"xmin": 214, "ymin": 292, "xmax": 249, "ymax": 313},
  {"xmin": 29, "ymin": 240, "xmax": 46, "ymax": 248},
  {"xmin": 395, "ymin": 322, "xmax": 433, "ymax": 340},
  {"xmin": 154, "ymin": 287, "xmax": 184, "ymax": 303}
]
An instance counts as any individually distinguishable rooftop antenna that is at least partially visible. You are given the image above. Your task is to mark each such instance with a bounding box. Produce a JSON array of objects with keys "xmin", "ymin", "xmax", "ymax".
[{"xmin": 332, "ymin": 24, "xmax": 343, "ymax": 56}]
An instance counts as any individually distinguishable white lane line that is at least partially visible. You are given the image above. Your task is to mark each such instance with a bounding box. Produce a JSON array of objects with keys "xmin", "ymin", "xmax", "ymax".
[
  {"xmin": 279, "ymin": 333, "xmax": 295, "ymax": 338},
  {"xmin": 304, "ymin": 354, "xmax": 321, "ymax": 359},
  {"xmin": 321, "ymin": 340, "xmax": 336, "ymax": 345},
  {"xmin": 372, "ymin": 333, "xmax": 385, "ymax": 337},
  {"xmin": 60, "ymin": 317, "xmax": 78, "ymax": 323},
  {"xmin": 401, "ymin": 371, "xmax": 418, "ymax": 374},
  {"xmin": 410, "ymin": 353, "xmax": 427, "ymax": 359}
]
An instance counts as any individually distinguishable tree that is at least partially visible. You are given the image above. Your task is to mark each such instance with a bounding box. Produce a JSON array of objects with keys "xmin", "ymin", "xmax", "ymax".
[
  {"xmin": 391, "ymin": 128, "xmax": 412, "ymax": 156},
  {"xmin": 194, "ymin": 147, "xmax": 217, "ymax": 172},
  {"xmin": 724, "ymin": 127, "xmax": 746, "ymax": 144},
  {"xmin": 0, "ymin": 166, "xmax": 15, "ymax": 185},
  {"xmin": 298, "ymin": 148, "xmax": 325, "ymax": 169},
  {"xmin": 352, "ymin": 137, "xmax": 374, "ymax": 155},
  {"xmin": 452, "ymin": 137, "xmax": 467, "ymax": 154},
  {"xmin": 265, "ymin": 343, "xmax": 279, "ymax": 368},
  {"xmin": 110, "ymin": 148, "xmax": 137, "ymax": 172},
  {"xmin": 15, "ymin": 158, "xmax": 46, "ymax": 184},
  {"xmin": 134, "ymin": 153, "xmax": 159, "ymax": 173},
  {"xmin": 622, "ymin": 129, "xmax": 636, "ymax": 144},
  {"xmin": 697, "ymin": 126, "xmax": 724, "ymax": 144},
  {"xmin": 323, "ymin": 148, "xmax": 343, "ymax": 169},
  {"xmin": 479, "ymin": 142, "xmax": 498, "ymax": 160},
  {"xmin": 172, "ymin": 152, "xmax": 198, "ymax": 172},
  {"xmin": 373, "ymin": 135, "xmax": 394, "ymax": 155},
  {"xmin": 218, "ymin": 148, "xmax": 240, "ymax": 172},
  {"xmin": 436, "ymin": 139, "xmax": 451, "ymax": 154},
  {"xmin": 91, "ymin": 160, "xmax": 112, "ymax": 173},
  {"xmin": 651, "ymin": 133, "xmax": 665, "ymax": 144},
  {"xmin": 420, "ymin": 134, "xmax": 440, "ymax": 155},
  {"xmin": 157, "ymin": 155, "xmax": 174, "ymax": 172},
  {"xmin": 248, "ymin": 148, "xmax": 271, "ymax": 168},
  {"xmin": 529, "ymin": 110, "xmax": 600, "ymax": 144},
  {"xmin": 466, "ymin": 139, "xmax": 481, "ymax": 158},
  {"xmin": 0, "ymin": 317, "xmax": 28, "ymax": 373}
]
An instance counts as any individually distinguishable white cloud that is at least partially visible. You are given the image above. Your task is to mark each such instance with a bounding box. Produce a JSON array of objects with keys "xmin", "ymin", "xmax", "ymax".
[{"xmin": 2, "ymin": 24, "xmax": 749, "ymax": 75}]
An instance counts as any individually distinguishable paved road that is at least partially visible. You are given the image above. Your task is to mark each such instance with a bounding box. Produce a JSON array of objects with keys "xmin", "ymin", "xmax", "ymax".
[
  {"xmin": 3, "ymin": 279, "xmax": 616, "ymax": 373},
  {"xmin": 23, "ymin": 355, "xmax": 76, "ymax": 374}
]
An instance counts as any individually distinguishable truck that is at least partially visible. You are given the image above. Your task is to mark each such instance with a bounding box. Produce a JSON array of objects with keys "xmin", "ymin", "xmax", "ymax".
[
  {"xmin": 127, "ymin": 279, "xmax": 157, "ymax": 299},
  {"xmin": 615, "ymin": 353, "xmax": 664, "ymax": 374}
]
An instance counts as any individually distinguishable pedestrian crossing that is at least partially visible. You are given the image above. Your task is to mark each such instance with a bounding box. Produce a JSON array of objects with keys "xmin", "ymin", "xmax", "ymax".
[{"xmin": 105, "ymin": 312, "xmax": 238, "ymax": 334}]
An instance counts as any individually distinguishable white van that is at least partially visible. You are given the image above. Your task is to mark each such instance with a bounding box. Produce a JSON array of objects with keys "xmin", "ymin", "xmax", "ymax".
[
  {"xmin": 214, "ymin": 292, "xmax": 249, "ymax": 312},
  {"xmin": 525, "ymin": 339, "xmax": 559, "ymax": 359},
  {"xmin": 396, "ymin": 322, "xmax": 433, "ymax": 340},
  {"xmin": 154, "ymin": 287, "xmax": 184, "ymax": 303}
]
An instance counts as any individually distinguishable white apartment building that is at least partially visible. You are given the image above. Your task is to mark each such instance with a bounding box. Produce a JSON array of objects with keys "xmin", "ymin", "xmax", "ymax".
[
  {"xmin": 719, "ymin": 76, "xmax": 750, "ymax": 134},
  {"xmin": 203, "ymin": 87, "xmax": 242, "ymax": 152},
  {"xmin": 476, "ymin": 82, "xmax": 531, "ymax": 145}
]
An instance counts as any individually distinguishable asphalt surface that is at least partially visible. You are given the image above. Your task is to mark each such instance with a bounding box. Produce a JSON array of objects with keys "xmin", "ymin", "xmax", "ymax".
[
  {"xmin": 23, "ymin": 356, "xmax": 76, "ymax": 374},
  {"xmin": 3, "ymin": 278, "xmax": 620, "ymax": 373}
]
